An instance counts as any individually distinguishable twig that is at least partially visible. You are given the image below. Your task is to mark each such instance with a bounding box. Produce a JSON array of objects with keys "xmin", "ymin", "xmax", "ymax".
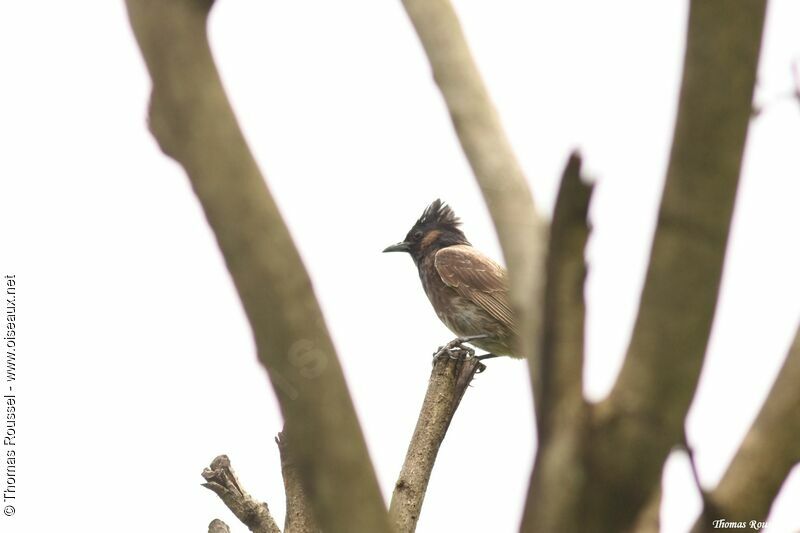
[
  {"xmin": 208, "ymin": 519, "xmax": 231, "ymax": 533},
  {"xmin": 124, "ymin": 1, "xmax": 391, "ymax": 532},
  {"xmin": 400, "ymin": 0, "xmax": 548, "ymax": 413},
  {"xmin": 276, "ymin": 432, "xmax": 319, "ymax": 533},
  {"xmin": 389, "ymin": 348, "xmax": 485, "ymax": 533},
  {"xmin": 690, "ymin": 325, "xmax": 800, "ymax": 533},
  {"xmin": 202, "ymin": 455, "xmax": 281, "ymax": 533}
]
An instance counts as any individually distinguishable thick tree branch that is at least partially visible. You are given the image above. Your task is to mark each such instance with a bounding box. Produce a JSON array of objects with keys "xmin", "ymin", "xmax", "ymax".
[
  {"xmin": 401, "ymin": 0, "xmax": 548, "ymax": 404},
  {"xmin": 202, "ymin": 455, "xmax": 281, "ymax": 533},
  {"xmin": 390, "ymin": 345, "xmax": 486, "ymax": 533},
  {"xmin": 586, "ymin": 1, "xmax": 767, "ymax": 530},
  {"xmin": 124, "ymin": 2, "xmax": 391, "ymax": 532},
  {"xmin": 276, "ymin": 432, "xmax": 318, "ymax": 533},
  {"xmin": 521, "ymin": 153, "xmax": 591, "ymax": 531},
  {"xmin": 690, "ymin": 325, "xmax": 800, "ymax": 533}
]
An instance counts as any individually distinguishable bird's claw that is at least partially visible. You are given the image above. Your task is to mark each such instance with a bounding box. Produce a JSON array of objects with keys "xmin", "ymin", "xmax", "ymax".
[
  {"xmin": 432, "ymin": 346, "xmax": 470, "ymax": 365},
  {"xmin": 431, "ymin": 335, "xmax": 487, "ymax": 366}
]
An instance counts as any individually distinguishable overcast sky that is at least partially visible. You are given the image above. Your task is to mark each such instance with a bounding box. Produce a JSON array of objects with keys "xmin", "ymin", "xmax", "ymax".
[{"xmin": 2, "ymin": 1, "xmax": 799, "ymax": 532}]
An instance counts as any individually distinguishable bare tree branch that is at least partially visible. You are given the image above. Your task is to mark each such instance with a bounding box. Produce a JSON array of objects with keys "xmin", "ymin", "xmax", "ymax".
[
  {"xmin": 690, "ymin": 325, "xmax": 800, "ymax": 533},
  {"xmin": 521, "ymin": 153, "xmax": 591, "ymax": 531},
  {"xmin": 123, "ymin": 2, "xmax": 391, "ymax": 532},
  {"xmin": 583, "ymin": 1, "xmax": 767, "ymax": 529},
  {"xmin": 389, "ymin": 345, "xmax": 486, "ymax": 533},
  {"xmin": 400, "ymin": 0, "xmax": 548, "ymax": 406},
  {"xmin": 209, "ymin": 519, "xmax": 232, "ymax": 533},
  {"xmin": 202, "ymin": 455, "xmax": 281, "ymax": 533},
  {"xmin": 276, "ymin": 432, "xmax": 318, "ymax": 533},
  {"xmin": 537, "ymin": 152, "xmax": 590, "ymax": 438}
]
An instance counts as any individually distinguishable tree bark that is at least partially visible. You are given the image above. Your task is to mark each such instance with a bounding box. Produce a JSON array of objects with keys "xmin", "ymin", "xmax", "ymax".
[{"xmin": 276, "ymin": 431, "xmax": 319, "ymax": 533}]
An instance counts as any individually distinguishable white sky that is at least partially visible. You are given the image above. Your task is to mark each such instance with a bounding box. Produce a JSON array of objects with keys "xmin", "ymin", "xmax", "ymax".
[{"xmin": 2, "ymin": 1, "xmax": 799, "ymax": 532}]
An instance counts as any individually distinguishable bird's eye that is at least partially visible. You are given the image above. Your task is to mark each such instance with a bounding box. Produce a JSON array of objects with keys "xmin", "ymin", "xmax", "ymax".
[{"xmin": 413, "ymin": 230, "xmax": 424, "ymax": 241}]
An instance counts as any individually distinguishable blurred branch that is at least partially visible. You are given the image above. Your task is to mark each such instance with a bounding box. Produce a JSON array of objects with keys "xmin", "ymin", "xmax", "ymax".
[
  {"xmin": 276, "ymin": 432, "xmax": 319, "ymax": 533},
  {"xmin": 630, "ymin": 486, "xmax": 661, "ymax": 533},
  {"xmin": 586, "ymin": 1, "xmax": 767, "ymax": 530},
  {"xmin": 124, "ymin": 2, "xmax": 391, "ymax": 532},
  {"xmin": 202, "ymin": 455, "xmax": 281, "ymax": 533},
  {"xmin": 690, "ymin": 325, "xmax": 800, "ymax": 533},
  {"xmin": 520, "ymin": 153, "xmax": 591, "ymax": 531},
  {"xmin": 389, "ymin": 345, "xmax": 486, "ymax": 533},
  {"xmin": 400, "ymin": 0, "xmax": 548, "ymax": 407}
]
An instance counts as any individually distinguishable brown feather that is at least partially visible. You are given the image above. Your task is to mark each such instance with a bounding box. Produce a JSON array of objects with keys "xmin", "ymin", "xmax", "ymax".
[{"xmin": 434, "ymin": 245, "xmax": 516, "ymax": 333}]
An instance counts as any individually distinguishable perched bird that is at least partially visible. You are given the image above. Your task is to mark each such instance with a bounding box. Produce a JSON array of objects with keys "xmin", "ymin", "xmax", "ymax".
[{"xmin": 383, "ymin": 199, "xmax": 519, "ymax": 359}]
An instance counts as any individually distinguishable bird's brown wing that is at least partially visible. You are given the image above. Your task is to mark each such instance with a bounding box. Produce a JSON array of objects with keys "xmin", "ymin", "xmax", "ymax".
[{"xmin": 434, "ymin": 245, "xmax": 516, "ymax": 332}]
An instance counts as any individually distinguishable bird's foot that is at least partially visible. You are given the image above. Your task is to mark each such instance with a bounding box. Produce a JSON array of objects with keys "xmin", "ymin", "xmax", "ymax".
[
  {"xmin": 432, "ymin": 335, "xmax": 493, "ymax": 367},
  {"xmin": 432, "ymin": 337, "xmax": 475, "ymax": 365}
]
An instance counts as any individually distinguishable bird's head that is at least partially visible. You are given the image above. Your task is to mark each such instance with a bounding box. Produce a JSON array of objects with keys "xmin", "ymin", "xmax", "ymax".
[{"xmin": 383, "ymin": 199, "xmax": 470, "ymax": 263}]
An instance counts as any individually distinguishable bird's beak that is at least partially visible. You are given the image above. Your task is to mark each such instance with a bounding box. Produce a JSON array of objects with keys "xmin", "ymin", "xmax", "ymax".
[{"xmin": 383, "ymin": 241, "xmax": 410, "ymax": 253}]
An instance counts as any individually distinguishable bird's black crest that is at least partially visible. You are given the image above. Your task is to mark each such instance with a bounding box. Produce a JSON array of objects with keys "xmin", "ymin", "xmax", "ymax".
[{"xmin": 416, "ymin": 199, "xmax": 461, "ymax": 229}]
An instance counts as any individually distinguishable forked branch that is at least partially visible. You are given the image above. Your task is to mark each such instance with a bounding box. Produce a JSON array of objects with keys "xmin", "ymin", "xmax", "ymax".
[{"xmin": 583, "ymin": 1, "xmax": 767, "ymax": 530}]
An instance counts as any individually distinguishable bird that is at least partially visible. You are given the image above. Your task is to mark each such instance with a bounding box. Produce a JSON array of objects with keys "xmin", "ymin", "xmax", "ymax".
[{"xmin": 383, "ymin": 199, "xmax": 519, "ymax": 360}]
